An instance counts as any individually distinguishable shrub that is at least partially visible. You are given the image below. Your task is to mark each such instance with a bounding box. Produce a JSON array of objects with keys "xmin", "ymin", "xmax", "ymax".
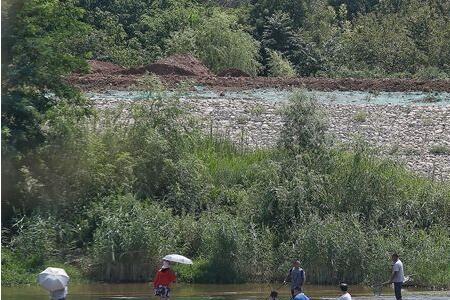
[
  {"xmin": 279, "ymin": 91, "xmax": 328, "ymax": 153},
  {"xmin": 166, "ymin": 10, "xmax": 261, "ymax": 75},
  {"xmin": 430, "ymin": 145, "xmax": 450, "ymax": 155},
  {"xmin": 196, "ymin": 213, "xmax": 245, "ymax": 283},
  {"xmin": 339, "ymin": 13, "xmax": 419, "ymax": 74},
  {"xmin": 174, "ymin": 258, "xmax": 209, "ymax": 283},
  {"xmin": 3, "ymin": 216, "xmax": 85, "ymax": 285},
  {"xmin": 266, "ymin": 50, "xmax": 297, "ymax": 77},
  {"xmin": 1, "ymin": 247, "xmax": 39, "ymax": 285},
  {"xmin": 353, "ymin": 111, "xmax": 368, "ymax": 122},
  {"xmin": 414, "ymin": 67, "xmax": 449, "ymax": 80},
  {"xmin": 404, "ymin": 227, "xmax": 450, "ymax": 287},
  {"xmin": 10, "ymin": 216, "xmax": 60, "ymax": 262}
]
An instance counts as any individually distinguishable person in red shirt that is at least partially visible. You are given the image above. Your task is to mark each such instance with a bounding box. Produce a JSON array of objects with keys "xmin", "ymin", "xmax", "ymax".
[{"xmin": 153, "ymin": 260, "xmax": 176, "ymax": 300}]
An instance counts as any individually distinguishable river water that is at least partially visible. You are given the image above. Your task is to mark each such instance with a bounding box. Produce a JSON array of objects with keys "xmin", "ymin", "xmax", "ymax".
[
  {"xmin": 86, "ymin": 89, "xmax": 450, "ymax": 106},
  {"xmin": 2, "ymin": 283, "xmax": 449, "ymax": 300}
]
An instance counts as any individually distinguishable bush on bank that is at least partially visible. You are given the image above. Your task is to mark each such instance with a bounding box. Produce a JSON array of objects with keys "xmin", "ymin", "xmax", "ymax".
[
  {"xmin": 2, "ymin": 91, "xmax": 449, "ymax": 287},
  {"xmin": 166, "ymin": 10, "xmax": 261, "ymax": 75}
]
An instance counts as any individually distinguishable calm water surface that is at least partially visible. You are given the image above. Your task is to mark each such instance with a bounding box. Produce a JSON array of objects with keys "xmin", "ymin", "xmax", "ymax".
[{"xmin": 2, "ymin": 283, "xmax": 449, "ymax": 300}]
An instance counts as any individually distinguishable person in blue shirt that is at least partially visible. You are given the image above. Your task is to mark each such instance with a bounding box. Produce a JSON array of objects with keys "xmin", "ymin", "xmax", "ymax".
[
  {"xmin": 283, "ymin": 260, "xmax": 306, "ymax": 297},
  {"xmin": 292, "ymin": 287, "xmax": 310, "ymax": 300}
]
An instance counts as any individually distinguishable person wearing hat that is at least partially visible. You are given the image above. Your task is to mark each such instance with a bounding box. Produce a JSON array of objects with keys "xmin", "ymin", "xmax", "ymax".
[
  {"xmin": 283, "ymin": 260, "xmax": 306, "ymax": 297},
  {"xmin": 337, "ymin": 283, "xmax": 352, "ymax": 300},
  {"xmin": 153, "ymin": 260, "xmax": 177, "ymax": 300}
]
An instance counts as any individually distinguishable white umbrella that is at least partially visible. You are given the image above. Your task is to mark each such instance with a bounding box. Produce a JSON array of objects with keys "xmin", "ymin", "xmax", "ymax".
[
  {"xmin": 163, "ymin": 254, "xmax": 193, "ymax": 265},
  {"xmin": 38, "ymin": 267, "xmax": 69, "ymax": 292}
]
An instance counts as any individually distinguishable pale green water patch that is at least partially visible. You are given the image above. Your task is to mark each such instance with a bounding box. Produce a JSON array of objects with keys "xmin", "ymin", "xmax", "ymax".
[{"xmin": 86, "ymin": 88, "xmax": 450, "ymax": 106}]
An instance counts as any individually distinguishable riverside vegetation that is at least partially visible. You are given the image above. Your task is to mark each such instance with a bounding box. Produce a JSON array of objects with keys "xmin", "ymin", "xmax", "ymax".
[
  {"xmin": 2, "ymin": 86, "xmax": 450, "ymax": 286},
  {"xmin": 1, "ymin": 0, "xmax": 450, "ymax": 289}
]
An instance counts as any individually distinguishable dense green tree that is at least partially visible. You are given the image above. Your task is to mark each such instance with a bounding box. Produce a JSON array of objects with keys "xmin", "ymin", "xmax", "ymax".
[
  {"xmin": 340, "ymin": 12, "xmax": 421, "ymax": 74},
  {"xmin": 2, "ymin": 0, "xmax": 90, "ymax": 150},
  {"xmin": 260, "ymin": 11, "xmax": 295, "ymax": 75},
  {"xmin": 249, "ymin": 0, "xmax": 306, "ymax": 38},
  {"xmin": 1, "ymin": 0, "xmax": 91, "ymax": 222},
  {"xmin": 78, "ymin": 0, "xmax": 205, "ymax": 65},
  {"xmin": 262, "ymin": 11, "xmax": 294, "ymax": 53},
  {"xmin": 258, "ymin": 0, "xmax": 342, "ymax": 76},
  {"xmin": 166, "ymin": 10, "xmax": 260, "ymax": 75},
  {"xmin": 328, "ymin": 0, "xmax": 379, "ymax": 19}
]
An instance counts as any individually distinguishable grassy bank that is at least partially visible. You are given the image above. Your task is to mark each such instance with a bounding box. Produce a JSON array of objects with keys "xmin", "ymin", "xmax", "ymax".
[
  {"xmin": 1, "ymin": 248, "xmax": 85, "ymax": 285},
  {"xmin": 2, "ymin": 91, "xmax": 449, "ymax": 287}
]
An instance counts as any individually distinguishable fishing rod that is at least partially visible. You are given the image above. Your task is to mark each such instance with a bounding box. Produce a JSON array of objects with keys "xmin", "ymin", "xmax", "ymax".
[
  {"xmin": 266, "ymin": 281, "xmax": 287, "ymax": 292},
  {"xmin": 274, "ymin": 282, "xmax": 287, "ymax": 291},
  {"xmin": 372, "ymin": 274, "xmax": 415, "ymax": 296}
]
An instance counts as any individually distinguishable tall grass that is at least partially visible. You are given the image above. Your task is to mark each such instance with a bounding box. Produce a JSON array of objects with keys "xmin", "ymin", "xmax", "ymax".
[{"xmin": 2, "ymin": 91, "xmax": 449, "ymax": 287}]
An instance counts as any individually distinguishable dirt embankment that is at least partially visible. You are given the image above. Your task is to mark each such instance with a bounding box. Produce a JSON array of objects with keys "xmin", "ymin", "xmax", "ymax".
[
  {"xmin": 217, "ymin": 68, "xmax": 251, "ymax": 77},
  {"xmin": 87, "ymin": 60, "xmax": 124, "ymax": 74},
  {"xmin": 69, "ymin": 73, "xmax": 450, "ymax": 93},
  {"xmin": 119, "ymin": 54, "xmax": 213, "ymax": 77},
  {"xmin": 71, "ymin": 56, "xmax": 450, "ymax": 92}
]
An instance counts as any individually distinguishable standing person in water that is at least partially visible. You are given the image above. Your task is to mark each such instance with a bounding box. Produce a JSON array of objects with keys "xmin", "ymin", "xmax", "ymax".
[
  {"xmin": 337, "ymin": 283, "xmax": 352, "ymax": 300},
  {"xmin": 153, "ymin": 260, "xmax": 177, "ymax": 300},
  {"xmin": 389, "ymin": 253, "xmax": 404, "ymax": 300},
  {"xmin": 284, "ymin": 260, "xmax": 306, "ymax": 298},
  {"xmin": 49, "ymin": 286, "xmax": 68, "ymax": 300}
]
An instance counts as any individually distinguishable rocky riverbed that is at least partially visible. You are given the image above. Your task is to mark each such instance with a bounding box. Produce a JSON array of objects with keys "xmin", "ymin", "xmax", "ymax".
[{"xmin": 93, "ymin": 91, "xmax": 450, "ymax": 181}]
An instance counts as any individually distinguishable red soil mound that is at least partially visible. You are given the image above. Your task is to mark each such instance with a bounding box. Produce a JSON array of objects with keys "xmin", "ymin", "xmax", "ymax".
[
  {"xmin": 88, "ymin": 60, "xmax": 124, "ymax": 74},
  {"xmin": 217, "ymin": 68, "xmax": 251, "ymax": 77},
  {"xmin": 122, "ymin": 54, "xmax": 212, "ymax": 76}
]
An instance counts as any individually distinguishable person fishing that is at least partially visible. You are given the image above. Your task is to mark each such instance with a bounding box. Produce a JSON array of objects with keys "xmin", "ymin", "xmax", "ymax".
[
  {"xmin": 38, "ymin": 267, "xmax": 69, "ymax": 300},
  {"xmin": 153, "ymin": 260, "xmax": 177, "ymax": 300},
  {"xmin": 389, "ymin": 253, "xmax": 404, "ymax": 300},
  {"xmin": 283, "ymin": 260, "xmax": 306, "ymax": 298},
  {"xmin": 49, "ymin": 286, "xmax": 68, "ymax": 300}
]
